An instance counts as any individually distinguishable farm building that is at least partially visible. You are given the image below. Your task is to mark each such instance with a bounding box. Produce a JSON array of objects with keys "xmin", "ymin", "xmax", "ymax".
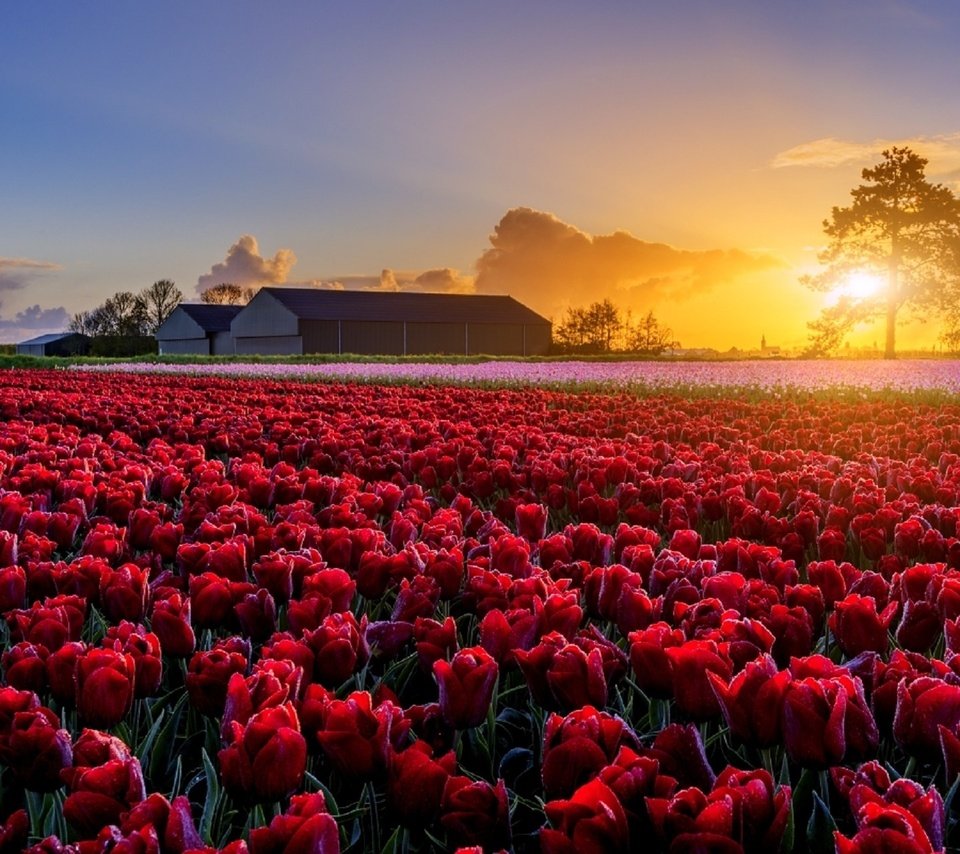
[
  {"xmin": 156, "ymin": 304, "xmax": 241, "ymax": 355},
  {"xmin": 229, "ymin": 288, "xmax": 552, "ymax": 356},
  {"xmin": 16, "ymin": 332, "xmax": 91, "ymax": 357}
]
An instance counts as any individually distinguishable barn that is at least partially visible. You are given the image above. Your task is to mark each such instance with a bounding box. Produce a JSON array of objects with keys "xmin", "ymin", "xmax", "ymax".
[
  {"xmin": 156, "ymin": 304, "xmax": 241, "ymax": 355},
  {"xmin": 230, "ymin": 288, "xmax": 552, "ymax": 356},
  {"xmin": 16, "ymin": 332, "xmax": 91, "ymax": 357}
]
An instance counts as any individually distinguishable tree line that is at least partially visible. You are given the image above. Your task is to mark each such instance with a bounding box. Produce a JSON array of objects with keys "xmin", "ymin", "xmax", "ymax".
[
  {"xmin": 552, "ymin": 299, "xmax": 678, "ymax": 355},
  {"xmin": 68, "ymin": 280, "xmax": 183, "ymax": 355}
]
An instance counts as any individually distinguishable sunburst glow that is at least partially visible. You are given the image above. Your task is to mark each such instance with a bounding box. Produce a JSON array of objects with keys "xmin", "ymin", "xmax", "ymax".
[{"xmin": 826, "ymin": 270, "xmax": 885, "ymax": 305}]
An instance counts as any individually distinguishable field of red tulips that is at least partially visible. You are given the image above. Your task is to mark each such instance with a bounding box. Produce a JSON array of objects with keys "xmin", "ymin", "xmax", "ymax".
[{"xmin": 1, "ymin": 368, "xmax": 960, "ymax": 852}]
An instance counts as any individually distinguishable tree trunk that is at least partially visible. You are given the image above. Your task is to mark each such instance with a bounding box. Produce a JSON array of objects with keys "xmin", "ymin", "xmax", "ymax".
[
  {"xmin": 885, "ymin": 248, "xmax": 899, "ymax": 360},
  {"xmin": 885, "ymin": 299, "xmax": 896, "ymax": 359}
]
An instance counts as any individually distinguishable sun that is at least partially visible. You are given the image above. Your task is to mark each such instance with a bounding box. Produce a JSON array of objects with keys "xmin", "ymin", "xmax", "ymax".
[{"xmin": 825, "ymin": 270, "xmax": 885, "ymax": 305}]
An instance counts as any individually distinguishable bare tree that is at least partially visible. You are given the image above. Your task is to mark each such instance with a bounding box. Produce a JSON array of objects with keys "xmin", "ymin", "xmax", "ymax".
[
  {"xmin": 200, "ymin": 283, "xmax": 255, "ymax": 305},
  {"xmin": 68, "ymin": 311, "xmax": 95, "ymax": 336},
  {"xmin": 141, "ymin": 279, "xmax": 183, "ymax": 334},
  {"xmin": 628, "ymin": 310, "xmax": 678, "ymax": 354}
]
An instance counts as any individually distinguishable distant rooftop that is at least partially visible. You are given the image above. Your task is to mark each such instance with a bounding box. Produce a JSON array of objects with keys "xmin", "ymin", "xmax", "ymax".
[
  {"xmin": 260, "ymin": 287, "xmax": 550, "ymax": 325},
  {"xmin": 178, "ymin": 303, "xmax": 243, "ymax": 332},
  {"xmin": 18, "ymin": 332, "xmax": 86, "ymax": 345}
]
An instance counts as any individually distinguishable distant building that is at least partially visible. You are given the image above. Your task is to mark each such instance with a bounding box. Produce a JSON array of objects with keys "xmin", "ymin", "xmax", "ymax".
[
  {"xmin": 156, "ymin": 304, "xmax": 241, "ymax": 355},
  {"xmin": 228, "ymin": 288, "xmax": 552, "ymax": 356},
  {"xmin": 760, "ymin": 334, "xmax": 781, "ymax": 357},
  {"xmin": 16, "ymin": 332, "xmax": 91, "ymax": 357}
]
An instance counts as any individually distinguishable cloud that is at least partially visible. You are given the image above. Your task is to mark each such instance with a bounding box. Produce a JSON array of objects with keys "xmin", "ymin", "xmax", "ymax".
[
  {"xmin": 197, "ymin": 235, "xmax": 297, "ymax": 295},
  {"xmin": 378, "ymin": 269, "xmax": 401, "ymax": 292},
  {"xmin": 292, "ymin": 267, "xmax": 475, "ymax": 294},
  {"xmin": 0, "ymin": 257, "xmax": 62, "ymax": 294},
  {"xmin": 0, "ymin": 304, "xmax": 71, "ymax": 343},
  {"xmin": 473, "ymin": 207, "xmax": 781, "ymax": 317},
  {"xmin": 771, "ymin": 133, "xmax": 960, "ymax": 174},
  {"xmin": 412, "ymin": 267, "xmax": 475, "ymax": 294}
]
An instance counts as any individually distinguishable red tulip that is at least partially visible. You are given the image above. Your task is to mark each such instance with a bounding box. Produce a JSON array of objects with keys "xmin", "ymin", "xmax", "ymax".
[
  {"xmin": 387, "ymin": 741, "xmax": 457, "ymax": 827},
  {"xmin": 75, "ymin": 647, "xmax": 135, "ymax": 728},
  {"xmin": 541, "ymin": 778, "xmax": 630, "ymax": 854},
  {"xmin": 62, "ymin": 756, "xmax": 146, "ymax": 837},
  {"xmin": 440, "ymin": 776, "xmax": 511, "ymax": 851},
  {"xmin": 782, "ymin": 675, "xmax": 878, "ymax": 768},
  {"xmin": 248, "ymin": 791, "xmax": 340, "ymax": 854},
  {"xmin": 0, "ymin": 705, "xmax": 72, "ymax": 791},
  {"xmin": 219, "ymin": 703, "xmax": 307, "ymax": 803},
  {"xmin": 150, "ymin": 592, "xmax": 196, "ymax": 656},
  {"xmin": 314, "ymin": 690, "xmax": 408, "ymax": 783},
  {"xmin": 433, "ymin": 646, "xmax": 498, "ymax": 730}
]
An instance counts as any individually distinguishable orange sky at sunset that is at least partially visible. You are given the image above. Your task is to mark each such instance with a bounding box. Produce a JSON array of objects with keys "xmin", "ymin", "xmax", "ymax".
[{"xmin": 4, "ymin": 3, "xmax": 960, "ymax": 350}]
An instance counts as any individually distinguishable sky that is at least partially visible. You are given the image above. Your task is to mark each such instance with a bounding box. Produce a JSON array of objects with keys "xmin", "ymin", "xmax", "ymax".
[{"xmin": 4, "ymin": 0, "xmax": 960, "ymax": 350}]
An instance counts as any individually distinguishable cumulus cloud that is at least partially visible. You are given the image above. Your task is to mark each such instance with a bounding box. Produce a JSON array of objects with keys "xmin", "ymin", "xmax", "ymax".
[
  {"xmin": 0, "ymin": 257, "xmax": 62, "ymax": 294},
  {"xmin": 197, "ymin": 235, "xmax": 297, "ymax": 295},
  {"xmin": 771, "ymin": 133, "xmax": 960, "ymax": 174},
  {"xmin": 473, "ymin": 207, "xmax": 781, "ymax": 316},
  {"xmin": 292, "ymin": 267, "xmax": 475, "ymax": 294},
  {"xmin": 412, "ymin": 267, "xmax": 475, "ymax": 294},
  {"xmin": 0, "ymin": 305, "xmax": 71, "ymax": 342},
  {"xmin": 378, "ymin": 269, "xmax": 401, "ymax": 291}
]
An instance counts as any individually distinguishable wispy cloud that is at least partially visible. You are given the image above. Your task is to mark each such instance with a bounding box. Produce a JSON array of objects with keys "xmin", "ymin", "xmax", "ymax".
[
  {"xmin": 0, "ymin": 256, "xmax": 62, "ymax": 294},
  {"xmin": 771, "ymin": 133, "xmax": 960, "ymax": 175},
  {"xmin": 197, "ymin": 235, "xmax": 297, "ymax": 295}
]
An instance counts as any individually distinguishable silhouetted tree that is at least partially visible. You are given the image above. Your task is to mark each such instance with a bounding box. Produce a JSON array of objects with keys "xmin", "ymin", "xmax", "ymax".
[
  {"xmin": 200, "ymin": 283, "xmax": 255, "ymax": 305},
  {"xmin": 141, "ymin": 279, "xmax": 183, "ymax": 334},
  {"xmin": 629, "ymin": 310, "xmax": 678, "ymax": 354},
  {"xmin": 804, "ymin": 146, "xmax": 960, "ymax": 358},
  {"xmin": 802, "ymin": 297, "xmax": 874, "ymax": 357},
  {"xmin": 554, "ymin": 299, "xmax": 625, "ymax": 353},
  {"xmin": 68, "ymin": 311, "xmax": 96, "ymax": 336},
  {"xmin": 554, "ymin": 300, "xmax": 676, "ymax": 354}
]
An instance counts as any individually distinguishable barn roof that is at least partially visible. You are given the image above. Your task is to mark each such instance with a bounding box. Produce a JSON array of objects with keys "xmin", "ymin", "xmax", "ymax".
[
  {"xmin": 18, "ymin": 332, "xmax": 85, "ymax": 345},
  {"xmin": 178, "ymin": 303, "xmax": 243, "ymax": 332},
  {"xmin": 261, "ymin": 288, "xmax": 550, "ymax": 325}
]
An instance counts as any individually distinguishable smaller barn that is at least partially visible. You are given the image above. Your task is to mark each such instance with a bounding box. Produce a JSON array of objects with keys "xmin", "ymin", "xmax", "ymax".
[
  {"xmin": 156, "ymin": 304, "xmax": 241, "ymax": 356},
  {"xmin": 230, "ymin": 288, "xmax": 552, "ymax": 356},
  {"xmin": 16, "ymin": 332, "xmax": 91, "ymax": 357}
]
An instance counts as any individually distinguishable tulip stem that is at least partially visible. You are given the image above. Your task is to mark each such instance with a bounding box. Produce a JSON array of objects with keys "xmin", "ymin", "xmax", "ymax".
[
  {"xmin": 363, "ymin": 780, "xmax": 381, "ymax": 852},
  {"xmin": 25, "ymin": 789, "xmax": 44, "ymax": 840}
]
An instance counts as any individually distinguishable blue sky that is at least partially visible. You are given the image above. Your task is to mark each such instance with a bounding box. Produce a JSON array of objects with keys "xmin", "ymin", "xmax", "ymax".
[{"xmin": 4, "ymin": 1, "xmax": 960, "ymax": 347}]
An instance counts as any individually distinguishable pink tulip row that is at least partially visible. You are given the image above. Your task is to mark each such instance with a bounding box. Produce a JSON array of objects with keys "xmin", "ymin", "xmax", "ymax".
[{"xmin": 77, "ymin": 358, "xmax": 960, "ymax": 394}]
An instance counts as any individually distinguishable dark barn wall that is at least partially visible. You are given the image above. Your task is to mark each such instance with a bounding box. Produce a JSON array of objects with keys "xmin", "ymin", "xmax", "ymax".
[
  {"xmin": 406, "ymin": 322, "xmax": 466, "ymax": 355},
  {"xmin": 340, "ymin": 321, "xmax": 404, "ymax": 355},
  {"xmin": 525, "ymin": 324, "xmax": 552, "ymax": 356},
  {"xmin": 16, "ymin": 344, "xmax": 45, "ymax": 357},
  {"xmin": 234, "ymin": 335, "xmax": 303, "ymax": 355},
  {"xmin": 467, "ymin": 323, "xmax": 525, "ymax": 356},
  {"xmin": 300, "ymin": 320, "xmax": 340, "ymax": 354},
  {"xmin": 50, "ymin": 337, "xmax": 90, "ymax": 356},
  {"xmin": 211, "ymin": 332, "xmax": 235, "ymax": 355}
]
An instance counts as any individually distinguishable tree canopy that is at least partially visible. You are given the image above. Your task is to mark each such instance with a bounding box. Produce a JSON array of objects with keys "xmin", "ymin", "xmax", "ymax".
[
  {"xmin": 803, "ymin": 146, "xmax": 960, "ymax": 358},
  {"xmin": 553, "ymin": 299, "xmax": 677, "ymax": 355},
  {"xmin": 69, "ymin": 279, "xmax": 182, "ymax": 339},
  {"xmin": 200, "ymin": 283, "xmax": 255, "ymax": 305}
]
